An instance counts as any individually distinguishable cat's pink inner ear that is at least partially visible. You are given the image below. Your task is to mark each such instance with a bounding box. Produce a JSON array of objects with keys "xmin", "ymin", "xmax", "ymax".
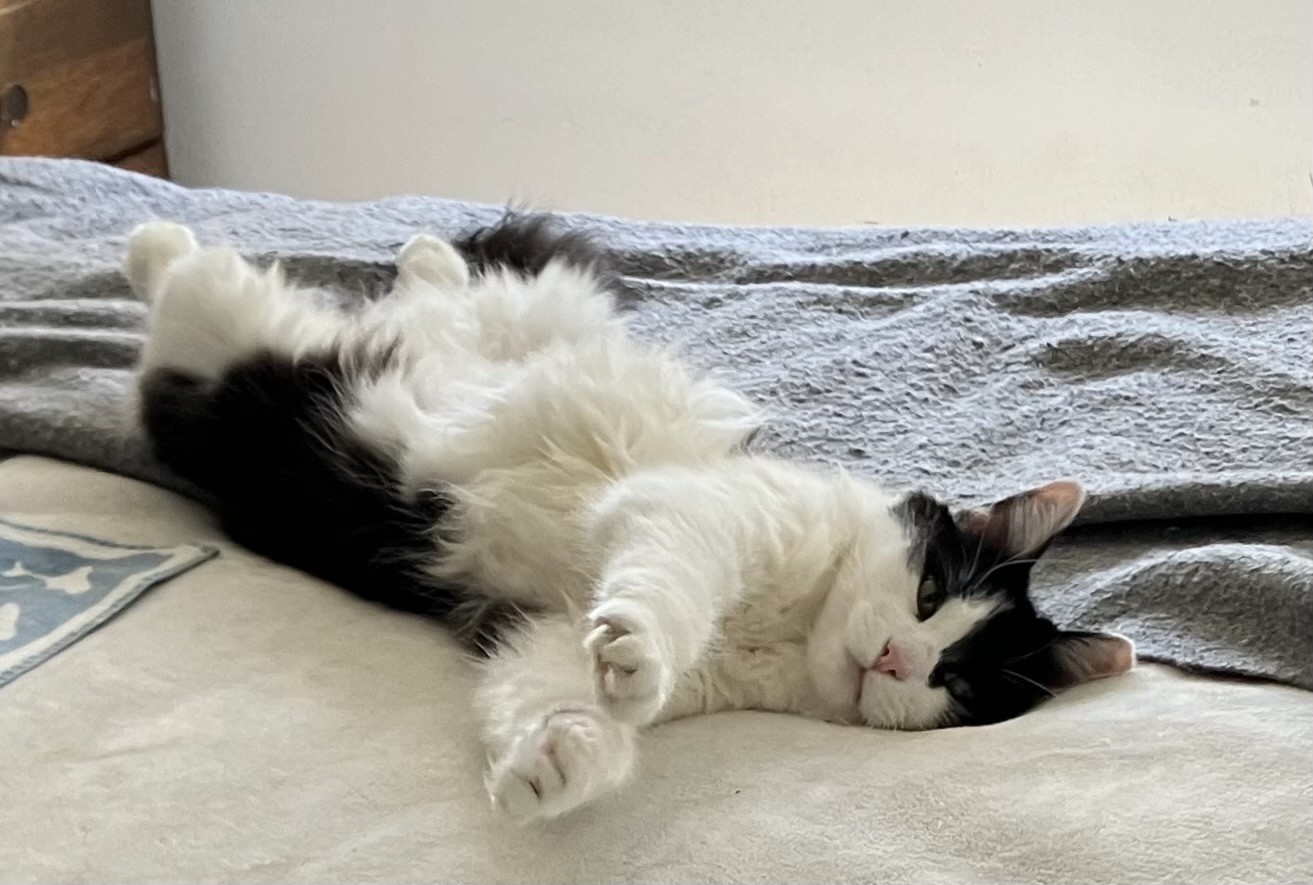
[
  {"xmin": 1053, "ymin": 633, "xmax": 1137, "ymax": 687},
  {"xmin": 964, "ymin": 479, "xmax": 1087, "ymax": 556}
]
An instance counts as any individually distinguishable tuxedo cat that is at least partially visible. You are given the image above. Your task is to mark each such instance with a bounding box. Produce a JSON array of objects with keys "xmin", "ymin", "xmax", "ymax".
[{"xmin": 125, "ymin": 215, "xmax": 1133, "ymax": 820}]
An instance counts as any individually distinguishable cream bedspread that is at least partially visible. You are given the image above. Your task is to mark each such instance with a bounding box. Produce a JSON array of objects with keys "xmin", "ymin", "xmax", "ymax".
[{"xmin": 1, "ymin": 456, "xmax": 1309, "ymax": 885}]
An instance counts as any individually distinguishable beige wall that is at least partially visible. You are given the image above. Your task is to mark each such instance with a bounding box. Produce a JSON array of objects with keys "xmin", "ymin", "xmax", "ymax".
[{"xmin": 153, "ymin": 0, "xmax": 1313, "ymax": 226}]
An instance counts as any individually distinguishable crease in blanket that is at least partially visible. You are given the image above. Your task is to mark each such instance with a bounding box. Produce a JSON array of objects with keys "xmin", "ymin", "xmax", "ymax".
[{"xmin": 0, "ymin": 157, "xmax": 1309, "ymax": 689}]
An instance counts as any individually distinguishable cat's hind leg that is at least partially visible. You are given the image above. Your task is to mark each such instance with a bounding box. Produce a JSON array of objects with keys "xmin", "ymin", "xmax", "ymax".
[
  {"xmin": 478, "ymin": 614, "xmax": 637, "ymax": 820},
  {"xmin": 126, "ymin": 222, "xmax": 343, "ymax": 383}
]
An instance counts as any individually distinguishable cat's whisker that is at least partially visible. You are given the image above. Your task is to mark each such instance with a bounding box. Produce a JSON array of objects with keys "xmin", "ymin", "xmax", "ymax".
[
  {"xmin": 966, "ymin": 557, "xmax": 1041, "ymax": 594},
  {"xmin": 1001, "ymin": 668, "xmax": 1058, "ymax": 699},
  {"xmin": 1005, "ymin": 635, "xmax": 1061, "ymax": 665},
  {"xmin": 962, "ymin": 530, "xmax": 987, "ymax": 590}
]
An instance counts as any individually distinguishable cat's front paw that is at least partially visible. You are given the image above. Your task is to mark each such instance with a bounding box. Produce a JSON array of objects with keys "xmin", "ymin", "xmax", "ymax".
[
  {"xmin": 585, "ymin": 609, "xmax": 674, "ymax": 725},
  {"xmin": 487, "ymin": 708, "xmax": 629, "ymax": 821}
]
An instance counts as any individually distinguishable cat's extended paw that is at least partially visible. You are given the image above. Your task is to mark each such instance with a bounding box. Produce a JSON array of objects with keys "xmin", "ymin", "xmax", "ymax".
[
  {"xmin": 487, "ymin": 708, "xmax": 627, "ymax": 821},
  {"xmin": 585, "ymin": 611, "xmax": 673, "ymax": 725},
  {"xmin": 397, "ymin": 233, "xmax": 470, "ymax": 290}
]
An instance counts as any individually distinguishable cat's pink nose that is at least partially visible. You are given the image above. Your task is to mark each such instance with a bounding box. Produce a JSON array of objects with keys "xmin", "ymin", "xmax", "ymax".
[{"xmin": 874, "ymin": 641, "xmax": 911, "ymax": 680}]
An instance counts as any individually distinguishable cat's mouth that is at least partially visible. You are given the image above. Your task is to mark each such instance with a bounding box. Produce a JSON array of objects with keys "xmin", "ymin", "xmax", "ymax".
[
  {"xmin": 846, "ymin": 656, "xmax": 866, "ymax": 706},
  {"xmin": 849, "ymin": 652, "xmax": 894, "ymax": 707}
]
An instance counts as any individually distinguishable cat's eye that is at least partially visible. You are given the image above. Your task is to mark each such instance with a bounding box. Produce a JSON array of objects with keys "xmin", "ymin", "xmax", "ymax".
[{"xmin": 916, "ymin": 575, "xmax": 946, "ymax": 621}]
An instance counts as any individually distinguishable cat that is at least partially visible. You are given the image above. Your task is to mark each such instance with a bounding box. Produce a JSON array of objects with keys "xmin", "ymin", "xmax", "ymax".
[{"xmin": 124, "ymin": 214, "xmax": 1134, "ymax": 821}]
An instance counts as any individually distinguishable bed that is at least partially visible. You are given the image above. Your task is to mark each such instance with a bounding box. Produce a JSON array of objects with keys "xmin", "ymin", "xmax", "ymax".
[{"xmin": 0, "ymin": 158, "xmax": 1309, "ymax": 884}]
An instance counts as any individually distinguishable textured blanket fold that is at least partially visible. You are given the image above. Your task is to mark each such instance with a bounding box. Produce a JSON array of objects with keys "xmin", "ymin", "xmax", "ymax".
[{"xmin": 1, "ymin": 158, "xmax": 1309, "ymax": 688}]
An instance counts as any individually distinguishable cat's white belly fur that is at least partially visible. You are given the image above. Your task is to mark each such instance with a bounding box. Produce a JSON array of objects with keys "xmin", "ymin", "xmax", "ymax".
[{"xmin": 343, "ymin": 274, "xmax": 762, "ymax": 611}]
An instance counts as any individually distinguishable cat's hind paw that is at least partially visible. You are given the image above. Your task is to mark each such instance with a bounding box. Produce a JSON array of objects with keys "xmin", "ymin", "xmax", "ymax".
[
  {"xmin": 124, "ymin": 220, "xmax": 199, "ymax": 301},
  {"xmin": 398, "ymin": 233, "xmax": 470, "ymax": 290}
]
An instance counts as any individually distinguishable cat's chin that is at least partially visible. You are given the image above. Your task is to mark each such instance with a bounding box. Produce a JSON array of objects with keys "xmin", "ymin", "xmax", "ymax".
[
  {"xmin": 856, "ymin": 675, "xmax": 953, "ymax": 731},
  {"xmin": 804, "ymin": 644, "xmax": 865, "ymax": 721}
]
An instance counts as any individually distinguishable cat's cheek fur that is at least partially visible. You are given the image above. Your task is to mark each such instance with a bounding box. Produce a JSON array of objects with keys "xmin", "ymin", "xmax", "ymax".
[{"xmin": 805, "ymin": 586, "xmax": 865, "ymax": 720}]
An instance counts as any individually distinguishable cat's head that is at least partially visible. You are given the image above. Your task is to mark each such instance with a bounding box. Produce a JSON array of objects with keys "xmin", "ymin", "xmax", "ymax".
[{"xmin": 807, "ymin": 480, "xmax": 1134, "ymax": 730}]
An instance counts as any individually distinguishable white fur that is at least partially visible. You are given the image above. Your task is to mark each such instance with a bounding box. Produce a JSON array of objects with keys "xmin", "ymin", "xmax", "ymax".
[{"xmin": 127, "ymin": 223, "xmax": 1033, "ymax": 821}]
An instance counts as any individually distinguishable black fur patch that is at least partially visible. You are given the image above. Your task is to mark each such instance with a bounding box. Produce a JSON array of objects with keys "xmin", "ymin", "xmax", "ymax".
[
  {"xmin": 139, "ymin": 348, "xmax": 523, "ymax": 653},
  {"xmin": 455, "ymin": 211, "xmax": 621, "ymax": 293}
]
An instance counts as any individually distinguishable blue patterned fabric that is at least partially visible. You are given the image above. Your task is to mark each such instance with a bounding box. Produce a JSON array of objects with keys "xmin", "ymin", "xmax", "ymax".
[{"xmin": 0, "ymin": 517, "xmax": 216, "ymax": 688}]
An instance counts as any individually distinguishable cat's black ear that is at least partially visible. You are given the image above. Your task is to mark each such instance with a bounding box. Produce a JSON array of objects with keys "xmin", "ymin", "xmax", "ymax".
[
  {"xmin": 1041, "ymin": 631, "xmax": 1136, "ymax": 688},
  {"xmin": 957, "ymin": 480, "xmax": 1086, "ymax": 557}
]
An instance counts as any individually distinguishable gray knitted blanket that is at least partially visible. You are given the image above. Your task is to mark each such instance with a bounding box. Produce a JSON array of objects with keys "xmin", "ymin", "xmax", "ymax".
[{"xmin": 1, "ymin": 158, "xmax": 1309, "ymax": 688}]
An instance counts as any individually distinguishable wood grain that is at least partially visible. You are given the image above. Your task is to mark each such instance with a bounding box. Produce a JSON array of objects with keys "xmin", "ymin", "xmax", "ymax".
[
  {"xmin": 0, "ymin": 0, "xmax": 165, "ymax": 165},
  {"xmin": 0, "ymin": 0, "xmax": 152, "ymax": 81},
  {"xmin": 0, "ymin": 36, "xmax": 162, "ymax": 159},
  {"xmin": 113, "ymin": 139, "xmax": 168, "ymax": 178}
]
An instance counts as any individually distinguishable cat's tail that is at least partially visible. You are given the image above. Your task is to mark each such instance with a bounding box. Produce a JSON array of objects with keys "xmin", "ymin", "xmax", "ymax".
[{"xmin": 124, "ymin": 220, "xmax": 199, "ymax": 302}]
